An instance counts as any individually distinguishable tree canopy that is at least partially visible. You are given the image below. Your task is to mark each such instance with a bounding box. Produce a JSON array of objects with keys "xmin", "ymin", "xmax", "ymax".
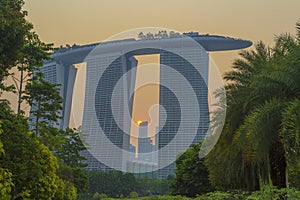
[
  {"xmin": 171, "ymin": 143, "xmax": 213, "ymax": 197},
  {"xmin": 0, "ymin": 1, "xmax": 87, "ymax": 199},
  {"xmin": 205, "ymin": 20, "xmax": 300, "ymax": 191}
]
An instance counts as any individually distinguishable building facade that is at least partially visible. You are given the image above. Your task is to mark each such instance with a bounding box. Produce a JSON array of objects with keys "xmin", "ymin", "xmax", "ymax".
[
  {"xmin": 33, "ymin": 33, "xmax": 251, "ymax": 177},
  {"xmin": 158, "ymin": 47, "xmax": 209, "ymax": 178}
]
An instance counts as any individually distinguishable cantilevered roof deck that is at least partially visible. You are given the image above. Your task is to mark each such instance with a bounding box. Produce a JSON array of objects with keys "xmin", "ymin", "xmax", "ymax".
[{"xmin": 50, "ymin": 34, "xmax": 252, "ymax": 65}]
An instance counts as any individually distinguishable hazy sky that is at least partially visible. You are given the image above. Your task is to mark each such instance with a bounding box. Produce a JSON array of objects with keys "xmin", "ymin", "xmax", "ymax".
[
  {"xmin": 7, "ymin": 1, "xmax": 300, "ymax": 142},
  {"xmin": 23, "ymin": 0, "xmax": 300, "ymax": 73}
]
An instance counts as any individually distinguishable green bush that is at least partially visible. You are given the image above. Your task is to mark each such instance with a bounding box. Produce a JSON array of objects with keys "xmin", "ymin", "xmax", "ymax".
[
  {"xmin": 246, "ymin": 186, "xmax": 300, "ymax": 200},
  {"xmin": 85, "ymin": 188, "xmax": 300, "ymax": 200},
  {"xmin": 196, "ymin": 191, "xmax": 231, "ymax": 200},
  {"xmin": 194, "ymin": 187, "xmax": 300, "ymax": 200},
  {"xmin": 64, "ymin": 180, "xmax": 78, "ymax": 200},
  {"xmin": 92, "ymin": 192, "xmax": 109, "ymax": 200},
  {"xmin": 129, "ymin": 191, "xmax": 138, "ymax": 198}
]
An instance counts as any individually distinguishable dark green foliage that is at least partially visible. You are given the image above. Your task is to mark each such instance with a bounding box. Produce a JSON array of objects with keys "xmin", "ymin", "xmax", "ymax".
[
  {"xmin": 0, "ymin": 0, "xmax": 86, "ymax": 199},
  {"xmin": 92, "ymin": 192, "xmax": 108, "ymax": 200},
  {"xmin": 0, "ymin": 0, "xmax": 53, "ymax": 95},
  {"xmin": 88, "ymin": 170, "xmax": 136, "ymax": 198},
  {"xmin": 135, "ymin": 175, "xmax": 171, "ymax": 196},
  {"xmin": 57, "ymin": 128, "xmax": 88, "ymax": 168},
  {"xmin": 288, "ymin": 159, "xmax": 300, "ymax": 190},
  {"xmin": 205, "ymin": 19, "xmax": 300, "ymax": 191},
  {"xmin": 56, "ymin": 128, "xmax": 89, "ymax": 194},
  {"xmin": 0, "ymin": 0, "xmax": 31, "ymax": 88},
  {"xmin": 87, "ymin": 170, "xmax": 171, "ymax": 198},
  {"xmin": 171, "ymin": 143, "xmax": 213, "ymax": 197},
  {"xmin": 78, "ymin": 188, "xmax": 300, "ymax": 199},
  {"xmin": 195, "ymin": 187, "xmax": 300, "ymax": 200},
  {"xmin": 63, "ymin": 180, "xmax": 78, "ymax": 200},
  {"xmin": 120, "ymin": 172, "xmax": 137, "ymax": 196},
  {"xmin": 57, "ymin": 164, "xmax": 88, "ymax": 194},
  {"xmin": 0, "ymin": 121, "xmax": 13, "ymax": 198},
  {"xmin": 14, "ymin": 31, "xmax": 53, "ymax": 114},
  {"xmin": 0, "ymin": 101, "xmax": 59, "ymax": 199},
  {"xmin": 73, "ymin": 167, "xmax": 89, "ymax": 194},
  {"xmin": 129, "ymin": 191, "xmax": 138, "ymax": 198},
  {"xmin": 24, "ymin": 73, "xmax": 63, "ymax": 136}
]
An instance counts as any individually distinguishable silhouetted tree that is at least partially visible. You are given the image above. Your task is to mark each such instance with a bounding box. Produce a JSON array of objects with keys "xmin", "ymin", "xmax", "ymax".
[{"xmin": 171, "ymin": 143, "xmax": 213, "ymax": 197}]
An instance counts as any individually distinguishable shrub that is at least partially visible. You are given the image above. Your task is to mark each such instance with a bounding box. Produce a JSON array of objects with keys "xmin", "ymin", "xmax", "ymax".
[
  {"xmin": 129, "ymin": 191, "xmax": 138, "ymax": 198},
  {"xmin": 92, "ymin": 192, "xmax": 109, "ymax": 200},
  {"xmin": 196, "ymin": 191, "xmax": 231, "ymax": 200},
  {"xmin": 246, "ymin": 185, "xmax": 300, "ymax": 200}
]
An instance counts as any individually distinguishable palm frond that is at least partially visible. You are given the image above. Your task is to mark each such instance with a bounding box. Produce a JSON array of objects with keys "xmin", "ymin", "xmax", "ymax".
[
  {"xmin": 296, "ymin": 18, "xmax": 300, "ymax": 40},
  {"xmin": 236, "ymin": 98, "xmax": 285, "ymax": 163},
  {"xmin": 281, "ymin": 98, "xmax": 300, "ymax": 159}
]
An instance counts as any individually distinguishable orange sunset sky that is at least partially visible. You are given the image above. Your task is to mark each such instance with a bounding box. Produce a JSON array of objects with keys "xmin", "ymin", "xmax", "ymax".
[
  {"xmin": 4, "ymin": 0, "xmax": 300, "ymax": 144},
  {"xmin": 22, "ymin": 0, "xmax": 300, "ymax": 73}
]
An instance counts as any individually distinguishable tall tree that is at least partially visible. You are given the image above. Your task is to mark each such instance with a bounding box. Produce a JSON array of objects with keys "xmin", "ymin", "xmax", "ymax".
[
  {"xmin": 206, "ymin": 20, "xmax": 300, "ymax": 191},
  {"xmin": 0, "ymin": 0, "xmax": 53, "ymax": 99},
  {"xmin": 205, "ymin": 41, "xmax": 271, "ymax": 191},
  {"xmin": 171, "ymin": 143, "xmax": 213, "ymax": 197},
  {"xmin": 0, "ymin": 1, "xmax": 80, "ymax": 199},
  {"xmin": 11, "ymin": 32, "xmax": 53, "ymax": 114},
  {"xmin": 0, "ymin": 0, "xmax": 32, "ymax": 90},
  {"xmin": 56, "ymin": 128, "xmax": 88, "ymax": 168},
  {"xmin": 0, "ymin": 121, "xmax": 13, "ymax": 198},
  {"xmin": 232, "ymin": 33, "xmax": 300, "ymax": 189},
  {"xmin": 0, "ymin": 101, "xmax": 59, "ymax": 200},
  {"xmin": 55, "ymin": 128, "xmax": 89, "ymax": 194},
  {"xmin": 23, "ymin": 73, "xmax": 63, "ymax": 137}
]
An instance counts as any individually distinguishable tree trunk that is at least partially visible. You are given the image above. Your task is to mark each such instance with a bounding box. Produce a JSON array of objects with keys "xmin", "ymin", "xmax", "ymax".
[
  {"xmin": 10, "ymin": 186, "xmax": 15, "ymax": 200},
  {"xmin": 269, "ymin": 141, "xmax": 287, "ymax": 188},
  {"xmin": 35, "ymin": 102, "xmax": 40, "ymax": 137},
  {"xmin": 245, "ymin": 163, "xmax": 260, "ymax": 191},
  {"xmin": 17, "ymin": 67, "xmax": 24, "ymax": 115}
]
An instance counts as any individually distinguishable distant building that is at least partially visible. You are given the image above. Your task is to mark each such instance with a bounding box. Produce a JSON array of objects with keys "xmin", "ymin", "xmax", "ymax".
[
  {"xmin": 137, "ymin": 121, "xmax": 154, "ymax": 163},
  {"xmin": 126, "ymin": 122, "xmax": 159, "ymax": 178},
  {"xmin": 128, "ymin": 143, "xmax": 136, "ymax": 162}
]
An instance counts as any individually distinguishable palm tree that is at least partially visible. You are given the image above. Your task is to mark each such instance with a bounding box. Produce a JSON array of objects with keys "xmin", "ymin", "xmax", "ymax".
[
  {"xmin": 235, "ymin": 32, "xmax": 300, "ymax": 188},
  {"xmin": 206, "ymin": 20, "xmax": 300, "ymax": 191},
  {"xmin": 205, "ymin": 41, "xmax": 272, "ymax": 191}
]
